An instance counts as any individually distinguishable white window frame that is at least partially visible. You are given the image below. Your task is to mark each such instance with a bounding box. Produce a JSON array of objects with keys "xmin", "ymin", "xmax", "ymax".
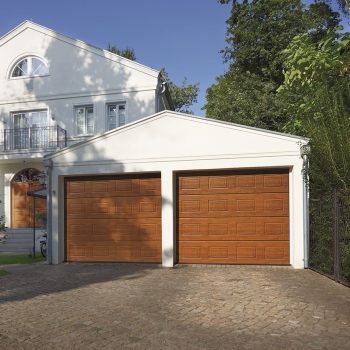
[
  {"xmin": 11, "ymin": 109, "xmax": 49, "ymax": 129},
  {"xmin": 106, "ymin": 102, "xmax": 127, "ymax": 131},
  {"xmin": 9, "ymin": 56, "xmax": 49, "ymax": 80},
  {"xmin": 75, "ymin": 105, "xmax": 95, "ymax": 136}
]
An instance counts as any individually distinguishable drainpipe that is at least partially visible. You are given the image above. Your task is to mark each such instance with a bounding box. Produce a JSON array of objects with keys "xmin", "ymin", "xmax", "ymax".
[
  {"xmin": 157, "ymin": 81, "xmax": 166, "ymax": 112},
  {"xmin": 43, "ymin": 158, "xmax": 53, "ymax": 264},
  {"xmin": 301, "ymin": 144, "xmax": 311, "ymax": 268}
]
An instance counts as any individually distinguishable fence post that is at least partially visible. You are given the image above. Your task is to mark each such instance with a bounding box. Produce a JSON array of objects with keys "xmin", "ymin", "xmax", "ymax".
[{"xmin": 333, "ymin": 189, "xmax": 340, "ymax": 282}]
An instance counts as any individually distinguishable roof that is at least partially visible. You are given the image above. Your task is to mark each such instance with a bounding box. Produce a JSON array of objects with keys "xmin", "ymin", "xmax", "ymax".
[
  {"xmin": 0, "ymin": 20, "xmax": 160, "ymax": 78},
  {"xmin": 45, "ymin": 110, "xmax": 309, "ymax": 161}
]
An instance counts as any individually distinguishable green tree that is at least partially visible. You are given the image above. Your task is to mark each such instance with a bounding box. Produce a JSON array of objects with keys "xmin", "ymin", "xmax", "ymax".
[
  {"xmin": 279, "ymin": 27, "xmax": 350, "ymax": 191},
  {"xmin": 160, "ymin": 68, "xmax": 199, "ymax": 114},
  {"xmin": 205, "ymin": 0, "xmax": 340, "ymax": 131},
  {"xmin": 107, "ymin": 43, "xmax": 136, "ymax": 61}
]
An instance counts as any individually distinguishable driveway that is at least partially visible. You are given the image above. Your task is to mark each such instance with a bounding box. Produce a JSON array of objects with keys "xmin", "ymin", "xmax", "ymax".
[{"xmin": 0, "ymin": 263, "xmax": 349, "ymax": 350}]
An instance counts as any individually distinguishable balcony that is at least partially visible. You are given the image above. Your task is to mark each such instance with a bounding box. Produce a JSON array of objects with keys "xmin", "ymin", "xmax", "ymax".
[{"xmin": 0, "ymin": 126, "xmax": 67, "ymax": 153}]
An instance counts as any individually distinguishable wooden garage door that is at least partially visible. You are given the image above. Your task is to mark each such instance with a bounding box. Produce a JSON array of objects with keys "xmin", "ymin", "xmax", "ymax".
[
  {"xmin": 177, "ymin": 169, "xmax": 290, "ymax": 265},
  {"xmin": 65, "ymin": 174, "xmax": 161, "ymax": 262}
]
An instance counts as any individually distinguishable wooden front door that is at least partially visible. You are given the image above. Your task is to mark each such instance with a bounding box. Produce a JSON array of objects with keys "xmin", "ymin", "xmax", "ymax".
[
  {"xmin": 11, "ymin": 181, "xmax": 46, "ymax": 228},
  {"xmin": 177, "ymin": 169, "xmax": 290, "ymax": 265},
  {"xmin": 65, "ymin": 174, "xmax": 162, "ymax": 263}
]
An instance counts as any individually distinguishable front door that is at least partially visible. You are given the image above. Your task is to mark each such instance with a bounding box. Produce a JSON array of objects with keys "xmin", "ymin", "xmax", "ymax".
[{"xmin": 11, "ymin": 169, "xmax": 46, "ymax": 228}]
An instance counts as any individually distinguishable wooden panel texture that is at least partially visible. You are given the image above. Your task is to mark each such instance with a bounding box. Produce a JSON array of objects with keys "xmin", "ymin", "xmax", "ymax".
[
  {"xmin": 12, "ymin": 181, "xmax": 46, "ymax": 228},
  {"xmin": 177, "ymin": 170, "xmax": 290, "ymax": 265},
  {"xmin": 65, "ymin": 174, "xmax": 161, "ymax": 262}
]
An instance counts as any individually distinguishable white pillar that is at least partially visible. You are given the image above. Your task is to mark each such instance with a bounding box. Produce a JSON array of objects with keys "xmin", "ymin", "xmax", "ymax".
[
  {"xmin": 291, "ymin": 160, "xmax": 305, "ymax": 269},
  {"xmin": 161, "ymin": 169, "xmax": 174, "ymax": 267},
  {"xmin": 50, "ymin": 171, "xmax": 59, "ymax": 264}
]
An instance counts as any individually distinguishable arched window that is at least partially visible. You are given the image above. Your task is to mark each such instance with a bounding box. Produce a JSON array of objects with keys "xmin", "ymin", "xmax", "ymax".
[{"xmin": 10, "ymin": 56, "xmax": 48, "ymax": 79}]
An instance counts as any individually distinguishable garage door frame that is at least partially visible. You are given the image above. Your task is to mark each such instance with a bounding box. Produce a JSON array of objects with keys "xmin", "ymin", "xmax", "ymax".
[
  {"xmin": 64, "ymin": 172, "xmax": 162, "ymax": 263},
  {"xmin": 175, "ymin": 168, "xmax": 291, "ymax": 265}
]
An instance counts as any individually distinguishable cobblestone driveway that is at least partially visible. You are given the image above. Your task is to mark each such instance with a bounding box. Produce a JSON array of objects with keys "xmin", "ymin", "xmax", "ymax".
[{"xmin": 0, "ymin": 263, "xmax": 349, "ymax": 350}]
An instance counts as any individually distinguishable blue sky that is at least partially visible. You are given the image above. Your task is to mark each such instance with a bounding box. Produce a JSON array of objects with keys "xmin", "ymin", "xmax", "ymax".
[{"xmin": 0, "ymin": 1, "xmax": 347, "ymax": 116}]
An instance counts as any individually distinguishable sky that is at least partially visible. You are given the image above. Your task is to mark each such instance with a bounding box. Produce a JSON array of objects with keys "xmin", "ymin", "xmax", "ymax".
[
  {"xmin": 0, "ymin": 0, "xmax": 231, "ymax": 116},
  {"xmin": 0, "ymin": 1, "xmax": 348, "ymax": 116}
]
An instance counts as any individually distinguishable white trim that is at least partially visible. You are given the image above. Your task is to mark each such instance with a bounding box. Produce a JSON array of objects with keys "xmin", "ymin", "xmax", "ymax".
[
  {"xmin": 0, "ymin": 86, "xmax": 156, "ymax": 106},
  {"xmin": 0, "ymin": 21, "xmax": 160, "ymax": 78},
  {"xmin": 74, "ymin": 104, "xmax": 95, "ymax": 136},
  {"xmin": 8, "ymin": 55, "xmax": 49, "ymax": 80},
  {"xmin": 105, "ymin": 101, "xmax": 127, "ymax": 131}
]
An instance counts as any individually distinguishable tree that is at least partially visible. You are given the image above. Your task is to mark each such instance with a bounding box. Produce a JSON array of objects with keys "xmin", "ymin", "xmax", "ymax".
[
  {"xmin": 279, "ymin": 27, "xmax": 350, "ymax": 191},
  {"xmin": 107, "ymin": 43, "xmax": 136, "ymax": 61},
  {"xmin": 205, "ymin": 0, "xmax": 340, "ymax": 131},
  {"xmin": 160, "ymin": 68, "xmax": 199, "ymax": 114}
]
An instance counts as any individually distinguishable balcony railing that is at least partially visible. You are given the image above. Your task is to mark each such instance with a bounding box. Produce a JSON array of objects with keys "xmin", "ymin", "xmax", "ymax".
[{"xmin": 0, "ymin": 126, "xmax": 67, "ymax": 152}]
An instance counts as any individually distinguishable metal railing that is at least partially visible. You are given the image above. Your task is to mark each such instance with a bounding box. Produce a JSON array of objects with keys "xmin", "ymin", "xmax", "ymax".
[
  {"xmin": 309, "ymin": 190, "xmax": 350, "ymax": 286},
  {"xmin": 0, "ymin": 126, "xmax": 67, "ymax": 152}
]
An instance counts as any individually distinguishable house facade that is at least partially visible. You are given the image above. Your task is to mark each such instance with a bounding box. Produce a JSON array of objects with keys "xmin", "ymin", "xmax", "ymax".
[{"xmin": 0, "ymin": 21, "xmax": 172, "ymax": 228}]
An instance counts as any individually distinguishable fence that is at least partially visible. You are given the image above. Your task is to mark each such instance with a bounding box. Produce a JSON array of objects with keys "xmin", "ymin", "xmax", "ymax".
[{"xmin": 309, "ymin": 190, "xmax": 350, "ymax": 286}]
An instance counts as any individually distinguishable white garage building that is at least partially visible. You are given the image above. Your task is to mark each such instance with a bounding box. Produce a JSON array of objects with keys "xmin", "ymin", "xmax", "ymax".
[{"xmin": 45, "ymin": 110, "xmax": 309, "ymax": 269}]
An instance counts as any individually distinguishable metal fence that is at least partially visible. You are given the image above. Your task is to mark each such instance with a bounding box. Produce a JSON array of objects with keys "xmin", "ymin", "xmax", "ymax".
[
  {"xmin": 309, "ymin": 190, "xmax": 350, "ymax": 286},
  {"xmin": 0, "ymin": 126, "xmax": 67, "ymax": 151}
]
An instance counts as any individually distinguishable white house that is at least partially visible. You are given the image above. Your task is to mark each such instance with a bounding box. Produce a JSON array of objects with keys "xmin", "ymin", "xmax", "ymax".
[
  {"xmin": 44, "ymin": 111, "xmax": 309, "ymax": 269},
  {"xmin": 0, "ymin": 21, "xmax": 172, "ymax": 229}
]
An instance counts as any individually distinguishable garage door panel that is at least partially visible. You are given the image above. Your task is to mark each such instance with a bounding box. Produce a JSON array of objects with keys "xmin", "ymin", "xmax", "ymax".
[
  {"xmin": 66, "ymin": 197, "xmax": 161, "ymax": 219},
  {"xmin": 179, "ymin": 217, "xmax": 289, "ymax": 241},
  {"xmin": 179, "ymin": 193, "xmax": 289, "ymax": 217},
  {"xmin": 66, "ymin": 177, "xmax": 161, "ymax": 199},
  {"xmin": 68, "ymin": 241, "xmax": 162, "ymax": 263},
  {"xmin": 67, "ymin": 219, "xmax": 161, "ymax": 242},
  {"xmin": 66, "ymin": 174, "xmax": 162, "ymax": 263},
  {"xmin": 178, "ymin": 241, "xmax": 289, "ymax": 264},
  {"xmin": 179, "ymin": 173, "xmax": 288, "ymax": 195}
]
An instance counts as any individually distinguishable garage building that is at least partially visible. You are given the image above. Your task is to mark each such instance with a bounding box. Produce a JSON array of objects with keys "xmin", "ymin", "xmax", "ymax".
[{"xmin": 45, "ymin": 111, "xmax": 309, "ymax": 268}]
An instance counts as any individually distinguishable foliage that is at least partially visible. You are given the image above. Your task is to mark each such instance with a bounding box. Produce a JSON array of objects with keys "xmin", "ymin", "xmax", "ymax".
[
  {"xmin": 279, "ymin": 27, "xmax": 350, "ymax": 192},
  {"xmin": 160, "ymin": 68, "xmax": 199, "ymax": 114},
  {"xmin": 0, "ymin": 216, "xmax": 7, "ymax": 244},
  {"xmin": 0, "ymin": 254, "xmax": 44, "ymax": 265},
  {"xmin": 36, "ymin": 211, "xmax": 47, "ymax": 226},
  {"xmin": 205, "ymin": 68, "xmax": 288, "ymax": 130},
  {"xmin": 107, "ymin": 43, "xmax": 136, "ymax": 61},
  {"xmin": 205, "ymin": 0, "xmax": 340, "ymax": 131}
]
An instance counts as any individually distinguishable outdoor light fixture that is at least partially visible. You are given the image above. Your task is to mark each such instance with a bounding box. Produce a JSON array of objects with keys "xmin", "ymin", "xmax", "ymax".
[
  {"xmin": 37, "ymin": 171, "xmax": 47, "ymax": 185},
  {"xmin": 300, "ymin": 143, "xmax": 311, "ymax": 157}
]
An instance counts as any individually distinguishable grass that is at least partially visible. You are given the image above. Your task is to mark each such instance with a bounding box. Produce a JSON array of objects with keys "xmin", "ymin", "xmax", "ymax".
[
  {"xmin": 0, "ymin": 254, "xmax": 44, "ymax": 265},
  {"xmin": 0, "ymin": 270, "xmax": 10, "ymax": 277}
]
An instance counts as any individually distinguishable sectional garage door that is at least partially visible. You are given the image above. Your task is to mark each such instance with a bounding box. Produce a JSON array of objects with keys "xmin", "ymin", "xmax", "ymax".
[
  {"xmin": 177, "ymin": 169, "xmax": 290, "ymax": 265},
  {"xmin": 65, "ymin": 174, "xmax": 162, "ymax": 262}
]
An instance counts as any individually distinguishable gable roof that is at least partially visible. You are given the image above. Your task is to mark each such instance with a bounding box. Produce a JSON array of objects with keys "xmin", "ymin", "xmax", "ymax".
[
  {"xmin": 45, "ymin": 110, "xmax": 309, "ymax": 161},
  {"xmin": 0, "ymin": 20, "xmax": 160, "ymax": 78}
]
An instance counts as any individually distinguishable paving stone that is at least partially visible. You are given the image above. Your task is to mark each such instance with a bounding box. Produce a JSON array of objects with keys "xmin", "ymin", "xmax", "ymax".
[{"xmin": 0, "ymin": 263, "xmax": 349, "ymax": 349}]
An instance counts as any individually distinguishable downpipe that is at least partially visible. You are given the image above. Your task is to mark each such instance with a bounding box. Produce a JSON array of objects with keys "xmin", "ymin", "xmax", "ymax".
[{"xmin": 302, "ymin": 152, "xmax": 310, "ymax": 268}]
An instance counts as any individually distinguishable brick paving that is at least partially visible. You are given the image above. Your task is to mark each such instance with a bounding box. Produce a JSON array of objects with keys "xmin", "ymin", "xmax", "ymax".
[{"xmin": 0, "ymin": 263, "xmax": 349, "ymax": 349}]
